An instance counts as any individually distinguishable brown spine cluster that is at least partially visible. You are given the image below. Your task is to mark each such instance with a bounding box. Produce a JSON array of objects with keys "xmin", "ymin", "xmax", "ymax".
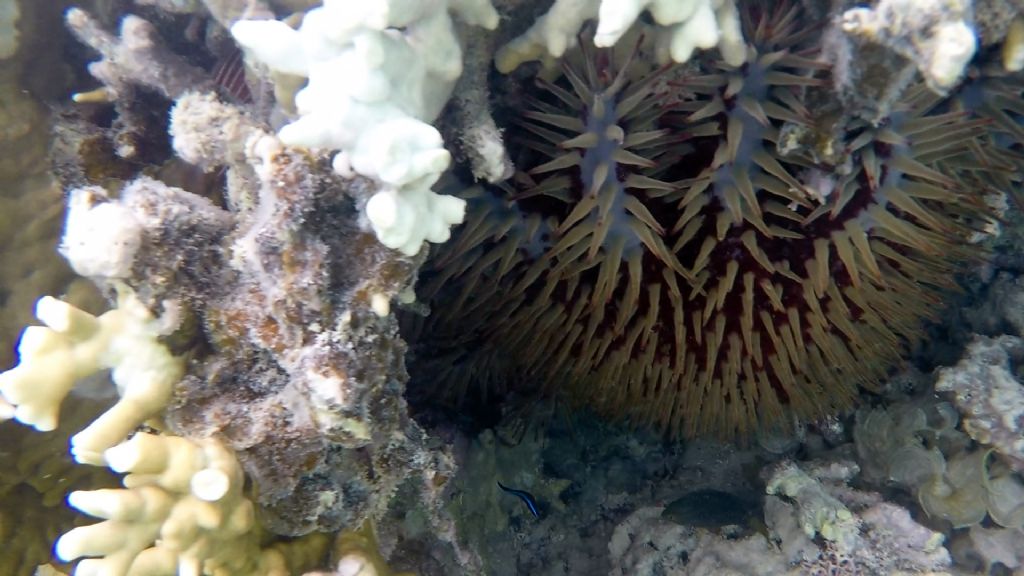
[{"xmin": 412, "ymin": 1, "xmax": 998, "ymax": 440}]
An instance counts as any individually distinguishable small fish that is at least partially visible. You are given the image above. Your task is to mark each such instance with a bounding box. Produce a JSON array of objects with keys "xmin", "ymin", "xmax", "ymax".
[
  {"xmin": 497, "ymin": 481, "xmax": 541, "ymax": 518},
  {"xmin": 212, "ymin": 47, "xmax": 252, "ymax": 104},
  {"xmin": 662, "ymin": 489, "xmax": 756, "ymax": 529}
]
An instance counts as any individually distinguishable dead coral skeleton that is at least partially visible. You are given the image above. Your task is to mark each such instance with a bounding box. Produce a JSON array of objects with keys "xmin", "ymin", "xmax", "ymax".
[
  {"xmin": 65, "ymin": 7, "xmax": 212, "ymax": 103},
  {"xmin": 936, "ymin": 335, "xmax": 1024, "ymax": 474}
]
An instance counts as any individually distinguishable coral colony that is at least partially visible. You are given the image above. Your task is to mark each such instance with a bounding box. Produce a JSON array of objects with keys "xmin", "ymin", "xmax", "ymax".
[{"xmin": 0, "ymin": 0, "xmax": 1023, "ymax": 575}]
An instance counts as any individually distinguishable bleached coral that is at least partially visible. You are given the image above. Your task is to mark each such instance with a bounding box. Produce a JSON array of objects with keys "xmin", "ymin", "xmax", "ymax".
[
  {"xmin": 56, "ymin": 432, "xmax": 289, "ymax": 576},
  {"xmin": 0, "ymin": 285, "xmax": 183, "ymax": 465},
  {"xmin": 494, "ymin": 0, "xmax": 746, "ymax": 73},
  {"xmin": 59, "ymin": 91, "xmax": 465, "ymax": 543},
  {"xmin": 231, "ymin": 0, "xmax": 500, "ymax": 255}
]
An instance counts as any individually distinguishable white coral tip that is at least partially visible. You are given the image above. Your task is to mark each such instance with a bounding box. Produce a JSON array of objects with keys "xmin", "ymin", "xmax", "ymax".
[{"xmin": 192, "ymin": 469, "xmax": 232, "ymax": 502}]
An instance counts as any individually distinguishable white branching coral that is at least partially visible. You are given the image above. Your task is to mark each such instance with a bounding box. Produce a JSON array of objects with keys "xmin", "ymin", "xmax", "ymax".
[
  {"xmin": 56, "ymin": 432, "xmax": 290, "ymax": 576},
  {"xmin": 230, "ymin": 0, "xmax": 499, "ymax": 255},
  {"xmin": 494, "ymin": 0, "xmax": 746, "ymax": 73},
  {"xmin": 0, "ymin": 284, "xmax": 183, "ymax": 465}
]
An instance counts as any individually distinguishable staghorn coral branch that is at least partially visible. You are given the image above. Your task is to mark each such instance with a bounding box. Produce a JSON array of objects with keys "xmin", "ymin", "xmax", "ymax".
[{"xmin": 66, "ymin": 7, "xmax": 213, "ymax": 102}]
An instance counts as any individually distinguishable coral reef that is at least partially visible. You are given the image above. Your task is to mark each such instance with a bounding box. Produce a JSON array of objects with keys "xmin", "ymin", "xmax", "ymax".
[
  {"xmin": 4, "ymin": 0, "xmax": 483, "ymax": 571},
  {"xmin": 848, "ymin": 338, "xmax": 1024, "ymax": 571},
  {"xmin": 47, "ymin": 103, "xmax": 452, "ymax": 542},
  {"xmin": 428, "ymin": 249, "xmax": 1024, "ymax": 575},
  {"xmin": 66, "ymin": 7, "xmax": 212, "ymax": 103},
  {"xmin": 930, "ymin": 259, "xmax": 1024, "ymax": 574},
  {"xmin": 56, "ymin": 432, "xmax": 290, "ymax": 575},
  {"xmin": 854, "ymin": 385, "xmax": 1024, "ymax": 530},
  {"xmin": 765, "ymin": 461, "xmax": 859, "ymax": 549},
  {"xmin": 4, "ymin": 0, "xmax": 1024, "ymax": 574},
  {"xmin": 442, "ymin": 404, "xmax": 957, "ymax": 575},
  {"xmin": 963, "ymin": 525, "xmax": 1024, "ymax": 573}
]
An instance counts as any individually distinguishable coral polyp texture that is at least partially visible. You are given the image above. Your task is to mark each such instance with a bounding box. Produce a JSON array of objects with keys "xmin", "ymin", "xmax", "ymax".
[{"xmin": 412, "ymin": 1, "xmax": 995, "ymax": 440}]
